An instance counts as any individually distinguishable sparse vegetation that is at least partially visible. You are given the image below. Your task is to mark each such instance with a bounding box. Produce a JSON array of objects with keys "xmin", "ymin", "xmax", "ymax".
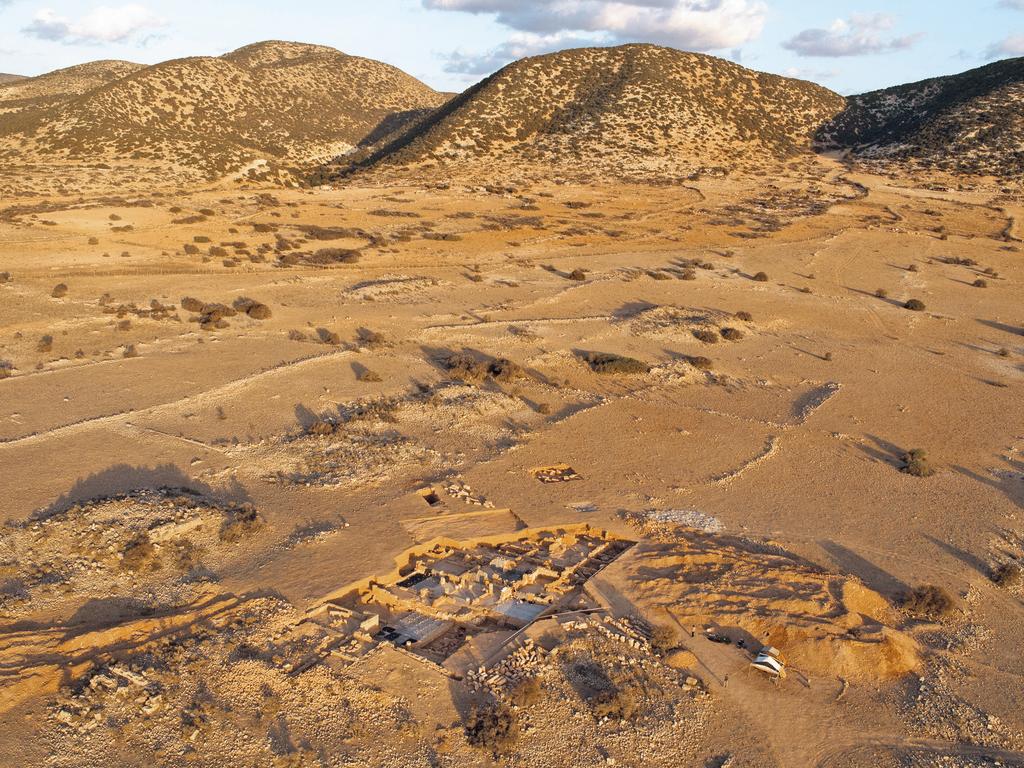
[
  {"xmin": 465, "ymin": 701, "xmax": 519, "ymax": 755},
  {"xmin": 584, "ymin": 352, "xmax": 650, "ymax": 375},
  {"xmin": 752, "ymin": 272, "xmax": 769, "ymax": 282},
  {"xmin": 900, "ymin": 448, "xmax": 935, "ymax": 477},
  {"xmin": 904, "ymin": 299, "xmax": 926, "ymax": 312},
  {"xmin": 51, "ymin": 283, "xmax": 68, "ymax": 298},
  {"xmin": 991, "ymin": 562, "xmax": 1023, "ymax": 589},
  {"xmin": 120, "ymin": 533, "xmax": 161, "ymax": 572},
  {"xmin": 902, "ymin": 584, "xmax": 956, "ymax": 620},
  {"xmin": 650, "ymin": 625, "xmax": 678, "ymax": 653},
  {"xmin": 219, "ymin": 504, "xmax": 263, "ymax": 543},
  {"xmin": 720, "ymin": 327, "xmax": 744, "ymax": 341}
]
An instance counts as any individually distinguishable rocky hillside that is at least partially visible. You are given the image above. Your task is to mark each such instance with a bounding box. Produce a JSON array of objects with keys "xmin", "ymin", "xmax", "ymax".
[
  {"xmin": 0, "ymin": 74, "xmax": 24, "ymax": 85},
  {"xmin": 0, "ymin": 41, "xmax": 448, "ymax": 181},
  {"xmin": 819, "ymin": 57, "xmax": 1024, "ymax": 178},
  {"xmin": 338, "ymin": 44, "xmax": 846, "ymax": 182}
]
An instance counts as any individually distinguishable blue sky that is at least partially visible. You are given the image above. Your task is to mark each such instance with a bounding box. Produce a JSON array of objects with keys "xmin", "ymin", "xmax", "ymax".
[{"xmin": 0, "ymin": 0, "xmax": 1021, "ymax": 95}]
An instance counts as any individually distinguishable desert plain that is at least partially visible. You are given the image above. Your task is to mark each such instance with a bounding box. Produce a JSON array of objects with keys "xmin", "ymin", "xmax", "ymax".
[{"xmin": 0, "ymin": 40, "xmax": 1021, "ymax": 768}]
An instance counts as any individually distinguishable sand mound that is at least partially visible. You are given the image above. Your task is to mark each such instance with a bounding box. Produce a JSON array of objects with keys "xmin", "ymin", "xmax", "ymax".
[
  {"xmin": 621, "ymin": 305, "xmax": 753, "ymax": 341},
  {"xmin": 605, "ymin": 519, "xmax": 920, "ymax": 682},
  {"xmin": 0, "ymin": 489, "xmax": 262, "ymax": 618}
]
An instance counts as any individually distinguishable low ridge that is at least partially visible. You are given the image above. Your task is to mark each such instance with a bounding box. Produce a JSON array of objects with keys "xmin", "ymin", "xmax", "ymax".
[
  {"xmin": 336, "ymin": 44, "xmax": 846, "ymax": 182},
  {"xmin": 0, "ymin": 41, "xmax": 448, "ymax": 184},
  {"xmin": 820, "ymin": 57, "xmax": 1024, "ymax": 179}
]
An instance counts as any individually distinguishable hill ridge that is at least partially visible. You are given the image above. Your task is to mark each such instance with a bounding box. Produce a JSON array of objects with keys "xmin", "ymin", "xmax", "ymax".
[
  {"xmin": 337, "ymin": 44, "xmax": 846, "ymax": 182},
  {"xmin": 820, "ymin": 56, "xmax": 1024, "ymax": 178}
]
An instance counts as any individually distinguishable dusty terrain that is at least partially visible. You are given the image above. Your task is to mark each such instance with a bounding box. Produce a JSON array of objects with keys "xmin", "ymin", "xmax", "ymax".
[
  {"xmin": 0, "ymin": 152, "xmax": 1021, "ymax": 767},
  {"xmin": 1, "ymin": 41, "xmax": 1023, "ymax": 768}
]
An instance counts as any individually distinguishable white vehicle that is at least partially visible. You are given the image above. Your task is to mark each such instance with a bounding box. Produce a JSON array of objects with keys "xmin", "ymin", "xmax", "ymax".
[{"xmin": 750, "ymin": 646, "xmax": 787, "ymax": 680}]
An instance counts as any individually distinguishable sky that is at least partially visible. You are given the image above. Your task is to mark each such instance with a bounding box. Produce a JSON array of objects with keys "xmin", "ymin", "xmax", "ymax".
[{"xmin": 0, "ymin": 0, "xmax": 1022, "ymax": 95}]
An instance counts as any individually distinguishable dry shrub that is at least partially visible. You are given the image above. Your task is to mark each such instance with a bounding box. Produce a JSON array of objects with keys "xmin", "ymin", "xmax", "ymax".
[
  {"xmin": 650, "ymin": 625, "xmax": 678, "ymax": 653},
  {"xmin": 170, "ymin": 539, "xmax": 205, "ymax": 572},
  {"xmin": 307, "ymin": 419, "xmax": 342, "ymax": 437},
  {"xmin": 288, "ymin": 329, "xmax": 307, "ymax": 342},
  {"xmin": 900, "ymin": 448, "xmax": 934, "ymax": 477},
  {"xmin": 904, "ymin": 299, "xmax": 926, "ymax": 312},
  {"xmin": 720, "ymin": 327, "xmax": 744, "ymax": 341},
  {"xmin": 219, "ymin": 504, "xmax": 263, "ymax": 543},
  {"xmin": 318, "ymin": 328, "xmax": 342, "ymax": 346},
  {"xmin": 181, "ymin": 296, "xmax": 205, "ymax": 313},
  {"xmin": 692, "ymin": 329, "xmax": 719, "ymax": 344},
  {"xmin": 568, "ymin": 268, "xmax": 587, "ymax": 281},
  {"xmin": 184, "ymin": 244, "xmax": 200, "ymax": 255},
  {"xmin": 233, "ymin": 297, "xmax": 272, "ymax": 320},
  {"xmin": 37, "ymin": 335, "xmax": 54, "ymax": 353},
  {"xmin": 357, "ymin": 367, "xmax": 382, "ymax": 383},
  {"xmin": 584, "ymin": 352, "xmax": 649, "ymax": 375},
  {"xmin": 310, "ymin": 248, "xmax": 360, "ymax": 265},
  {"xmin": 51, "ymin": 283, "xmax": 68, "ymax": 298},
  {"xmin": 591, "ymin": 685, "xmax": 638, "ymax": 721},
  {"xmin": 489, "ymin": 358, "xmax": 528, "ymax": 383},
  {"xmin": 357, "ymin": 328, "xmax": 386, "ymax": 348},
  {"xmin": 688, "ymin": 355, "xmax": 713, "ymax": 370},
  {"xmin": 752, "ymin": 272, "xmax": 769, "ymax": 282},
  {"xmin": 875, "ymin": 288, "xmax": 889, "ymax": 298},
  {"xmin": 445, "ymin": 352, "xmax": 489, "ymax": 383},
  {"xmin": 121, "ymin": 533, "xmax": 161, "ymax": 572},
  {"xmin": 902, "ymin": 584, "xmax": 956, "ymax": 620},
  {"xmin": 973, "ymin": 279, "xmax": 988, "ymax": 288},
  {"xmin": 0, "ymin": 272, "xmax": 10, "ymax": 283},
  {"xmin": 507, "ymin": 677, "xmax": 543, "ymax": 708},
  {"xmin": 992, "ymin": 562, "xmax": 1023, "ymax": 589},
  {"xmin": 465, "ymin": 701, "xmax": 518, "ymax": 755},
  {"xmin": 735, "ymin": 310, "xmax": 753, "ymax": 322}
]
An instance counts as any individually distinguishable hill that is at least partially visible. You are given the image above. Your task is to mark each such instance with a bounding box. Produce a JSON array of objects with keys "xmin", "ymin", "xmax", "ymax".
[
  {"xmin": 0, "ymin": 41, "xmax": 448, "ymax": 184},
  {"xmin": 336, "ymin": 44, "xmax": 846, "ymax": 182},
  {"xmin": 0, "ymin": 74, "xmax": 24, "ymax": 85},
  {"xmin": 819, "ymin": 57, "xmax": 1024, "ymax": 178},
  {"xmin": 0, "ymin": 61, "xmax": 144, "ymax": 116}
]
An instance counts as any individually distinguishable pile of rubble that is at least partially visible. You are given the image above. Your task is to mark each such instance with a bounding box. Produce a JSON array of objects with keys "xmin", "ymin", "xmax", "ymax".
[
  {"xmin": 52, "ymin": 663, "xmax": 164, "ymax": 732},
  {"xmin": 443, "ymin": 479, "xmax": 494, "ymax": 507},
  {"xmin": 466, "ymin": 639, "xmax": 548, "ymax": 695},
  {"xmin": 534, "ymin": 465, "xmax": 582, "ymax": 484}
]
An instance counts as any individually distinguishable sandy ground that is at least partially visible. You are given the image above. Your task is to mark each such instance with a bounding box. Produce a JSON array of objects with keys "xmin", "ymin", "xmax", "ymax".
[{"xmin": 0, "ymin": 157, "xmax": 1022, "ymax": 767}]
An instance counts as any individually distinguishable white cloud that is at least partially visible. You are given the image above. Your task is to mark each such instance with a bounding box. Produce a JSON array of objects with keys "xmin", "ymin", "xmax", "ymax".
[
  {"xmin": 783, "ymin": 65, "xmax": 838, "ymax": 81},
  {"xmin": 24, "ymin": 4, "xmax": 166, "ymax": 44},
  {"xmin": 782, "ymin": 13, "xmax": 921, "ymax": 58},
  {"xmin": 986, "ymin": 34, "xmax": 1024, "ymax": 58},
  {"xmin": 998, "ymin": 0, "xmax": 1024, "ymax": 9},
  {"xmin": 426, "ymin": 0, "xmax": 768, "ymax": 75},
  {"xmin": 443, "ymin": 32, "xmax": 597, "ymax": 74}
]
